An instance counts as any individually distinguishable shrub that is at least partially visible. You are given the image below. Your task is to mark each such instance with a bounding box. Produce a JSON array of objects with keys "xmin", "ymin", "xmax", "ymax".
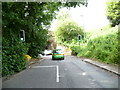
[
  {"xmin": 2, "ymin": 38, "xmax": 29, "ymax": 77},
  {"xmin": 78, "ymin": 31, "xmax": 118, "ymax": 64},
  {"xmin": 71, "ymin": 26, "xmax": 119, "ymax": 65}
]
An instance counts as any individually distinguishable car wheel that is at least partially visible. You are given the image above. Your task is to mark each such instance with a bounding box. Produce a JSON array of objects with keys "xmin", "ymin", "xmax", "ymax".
[{"xmin": 52, "ymin": 57, "xmax": 55, "ymax": 60}]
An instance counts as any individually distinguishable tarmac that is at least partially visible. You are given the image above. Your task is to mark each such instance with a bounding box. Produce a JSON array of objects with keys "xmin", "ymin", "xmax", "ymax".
[
  {"xmin": 2, "ymin": 55, "xmax": 120, "ymax": 82},
  {"xmin": 31, "ymin": 55, "xmax": 120, "ymax": 76},
  {"xmin": 36, "ymin": 55, "xmax": 120, "ymax": 76}
]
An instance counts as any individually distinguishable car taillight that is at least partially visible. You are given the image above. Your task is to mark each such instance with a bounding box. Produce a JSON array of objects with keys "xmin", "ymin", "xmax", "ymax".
[{"xmin": 52, "ymin": 54, "xmax": 54, "ymax": 56}]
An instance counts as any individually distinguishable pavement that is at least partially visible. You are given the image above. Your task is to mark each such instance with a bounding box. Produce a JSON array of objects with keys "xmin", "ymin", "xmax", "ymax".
[{"xmin": 78, "ymin": 56, "xmax": 120, "ymax": 76}]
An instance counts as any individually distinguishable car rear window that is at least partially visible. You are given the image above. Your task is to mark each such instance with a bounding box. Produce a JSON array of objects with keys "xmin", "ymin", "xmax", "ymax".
[
  {"xmin": 53, "ymin": 49, "xmax": 63, "ymax": 53},
  {"xmin": 56, "ymin": 51, "xmax": 62, "ymax": 53}
]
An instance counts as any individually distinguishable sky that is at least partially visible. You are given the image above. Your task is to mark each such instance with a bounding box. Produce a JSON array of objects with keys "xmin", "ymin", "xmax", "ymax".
[{"xmin": 49, "ymin": 0, "xmax": 109, "ymax": 31}]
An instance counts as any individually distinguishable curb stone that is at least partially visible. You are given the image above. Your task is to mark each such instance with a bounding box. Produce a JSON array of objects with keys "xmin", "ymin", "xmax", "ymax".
[
  {"xmin": 84, "ymin": 59, "xmax": 120, "ymax": 76},
  {"xmin": 28, "ymin": 58, "xmax": 44, "ymax": 66},
  {"xmin": 77, "ymin": 56, "xmax": 120, "ymax": 76}
]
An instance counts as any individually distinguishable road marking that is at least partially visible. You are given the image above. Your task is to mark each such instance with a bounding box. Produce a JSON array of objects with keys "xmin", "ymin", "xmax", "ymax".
[
  {"xmin": 56, "ymin": 65, "xmax": 59, "ymax": 82},
  {"xmin": 32, "ymin": 65, "xmax": 55, "ymax": 68},
  {"xmin": 31, "ymin": 65, "xmax": 59, "ymax": 83},
  {"xmin": 82, "ymin": 72, "xmax": 86, "ymax": 75}
]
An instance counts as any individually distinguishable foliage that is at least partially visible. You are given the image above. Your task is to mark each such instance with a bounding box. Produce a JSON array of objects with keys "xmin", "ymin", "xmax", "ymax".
[
  {"xmin": 64, "ymin": 25, "xmax": 118, "ymax": 65},
  {"xmin": 2, "ymin": 2, "xmax": 59, "ymax": 57},
  {"xmin": 2, "ymin": 2, "xmax": 87, "ymax": 76},
  {"xmin": 27, "ymin": 29, "xmax": 48, "ymax": 57},
  {"xmin": 56, "ymin": 8, "xmax": 72, "ymax": 21},
  {"xmin": 54, "ymin": 7, "xmax": 85, "ymax": 45},
  {"xmin": 2, "ymin": 37, "xmax": 29, "ymax": 77},
  {"xmin": 106, "ymin": 0, "xmax": 120, "ymax": 27},
  {"xmin": 54, "ymin": 20, "xmax": 84, "ymax": 44},
  {"xmin": 77, "ymin": 26, "xmax": 118, "ymax": 64},
  {"xmin": 2, "ymin": 2, "xmax": 86, "ymax": 57}
]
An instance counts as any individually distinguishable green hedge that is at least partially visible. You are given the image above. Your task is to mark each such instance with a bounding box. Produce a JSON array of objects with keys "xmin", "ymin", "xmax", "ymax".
[
  {"xmin": 78, "ymin": 33, "xmax": 118, "ymax": 64},
  {"xmin": 2, "ymin": 38, "xmax": 29, "ymax": 77},
  {"xmin": 70, "ymin": 26, "xmax": 119, "ymax": 65}
]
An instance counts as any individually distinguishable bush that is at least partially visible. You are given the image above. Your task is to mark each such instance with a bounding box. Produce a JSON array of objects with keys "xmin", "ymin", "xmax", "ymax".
[
  {"xmin": 70, "ymin": 45, "xmax": 80, "ymax": 55},
  {"xmin": 2, "ymin": 38, "xmax": 29, "ymax": 77},
  {"xmin": 77, "ymin": 29, "xmax": 118, "ymax": 64},
  {"xmin": 71, "ymin": 26, "xmax": 119, "ymax": 65}
]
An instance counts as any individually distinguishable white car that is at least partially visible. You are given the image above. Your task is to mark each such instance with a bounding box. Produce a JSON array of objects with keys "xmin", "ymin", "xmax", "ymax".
[{"xmin": 43, "ymin": 50, "xmax": 52, "ymax": 55}]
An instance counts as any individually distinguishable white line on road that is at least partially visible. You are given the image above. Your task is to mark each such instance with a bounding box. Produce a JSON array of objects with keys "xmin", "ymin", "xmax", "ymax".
[
  {"xmin": 56, "ymin": 65, "xmax": 59, "ymax": 82},
  {"xmin": 32, "ymin": 65, "xmax": 55, "ymax": 68},
  {"xmin": 31, "ymin": 65, "xmax": 60, "ymax": 83}
]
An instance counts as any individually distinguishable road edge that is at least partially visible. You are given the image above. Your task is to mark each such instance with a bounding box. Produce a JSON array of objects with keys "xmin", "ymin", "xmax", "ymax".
[
  {"xmin": 79, "ymin": 57, "xmax": 120, "ymax": 76},
  {"xmin": 2, "ymin": 58, "xmax": 45, "ymax": 82}
]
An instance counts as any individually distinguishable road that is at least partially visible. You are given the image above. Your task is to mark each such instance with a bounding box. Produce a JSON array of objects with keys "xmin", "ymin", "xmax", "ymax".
[{"xmin": 2, "ymin": 55, "xmax": 119, "ymax": 88}]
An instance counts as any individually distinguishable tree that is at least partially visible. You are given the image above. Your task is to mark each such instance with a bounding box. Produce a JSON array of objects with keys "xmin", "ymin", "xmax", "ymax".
[
  {"xmin": 2, "ymin": 2, "xmax": 87, "ymax": 76},
  {"xmin": 2, "ymin": 2, "xmax": 87, "ymax": 57},
  {"xmin": 106, "ymin": 0, "xmax": 120, "ymax": 27},
  {"xmin": 55, "ymin": 19, "xmax": 84, "ymax": 44},
  {"xmin": 2, "ymin": 2, "xmax": 60, "ymax": 57},
  {"xmin": 54, "ymin": 8, "xmax": 84, "ymax": 45}
]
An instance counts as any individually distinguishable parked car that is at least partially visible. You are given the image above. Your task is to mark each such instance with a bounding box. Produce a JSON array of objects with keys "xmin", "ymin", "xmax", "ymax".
[
  {"xmin": 52, "ymin": 49, "xmax": 64, "ymax": 60},
  {"xmin": 42, "ymin": 50, "xmax": 52, "ymax": 55}
]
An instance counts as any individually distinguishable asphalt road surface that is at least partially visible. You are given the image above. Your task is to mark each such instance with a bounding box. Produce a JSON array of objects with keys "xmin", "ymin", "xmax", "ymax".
[{"xmin": 3, "ymin": 55, "xmax": 119, "ymax": 88}]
